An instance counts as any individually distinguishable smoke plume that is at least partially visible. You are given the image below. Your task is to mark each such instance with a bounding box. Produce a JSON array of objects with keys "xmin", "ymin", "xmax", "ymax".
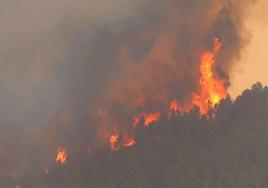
[{"xmin": 0, "ymin": 0, "xmax": 254, "ymax": 180}]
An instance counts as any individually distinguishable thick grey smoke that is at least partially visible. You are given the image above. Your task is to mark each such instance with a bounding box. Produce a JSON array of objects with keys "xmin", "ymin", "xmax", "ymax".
[
  {"xmin": 85, "ymin": 0, "xmax": 253, "ymax": 147},
  {"xmin": 0, "ymin": 0, "xmax": 138, "ymax": 130},
  {"xmin": 0, "ymin": 0, "xmax": 254, "ymax": 178},
  {"xmin": 0, "ymin": 0, "xmax": 139, "ymax": 176}
]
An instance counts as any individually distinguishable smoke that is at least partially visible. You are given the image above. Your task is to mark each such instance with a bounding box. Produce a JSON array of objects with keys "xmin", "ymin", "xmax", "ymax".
[
  {"xmin": 0, "ymin": 0, "xmax": 139, "ymax": 129},
  {"xmin": 0, "ymin": 0, "xmax": 140, "ymax": 176},
  {"xmin": 0, "ymin": 0, "xmax": 254, "ymax": 178},
  {"xmin": 88, "ymin": 0, "xmax": 253, "ymax": 146}
]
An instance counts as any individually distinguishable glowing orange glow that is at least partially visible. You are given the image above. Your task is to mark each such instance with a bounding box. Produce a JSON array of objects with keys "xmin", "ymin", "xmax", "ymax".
[
  {"xmin": 109, "ymin": 134, "xmax": 120, "ymax": 151},
  {"xmin": 169, "ymin": 100, "xmax": 182, "ymax": 112},
  {"xmin": 133, "ymin": 112, "xmax": 161, "ymax": 128},
  {"xmin": 108, "ymin": 134, "xmax": 136, "ymax": 151},
  {"xmin": 132, "ymin": 115, "xmax": 141, "ymax": 128},
  {"xmin": 144, "ymin": 112, "xmax": 161, "ymax": 127},
  {"xmin": 162, "ymin": 38, "xmax": 227, "ymax": 115},
  {"xmin": 192, "ymin": 38, "xmax": 228, "ymax": 114},
  {"xmin": 56, "ymin": 148, "xmax": 67, "ymax": 165},
  {"xmin": 122, "ymin": 138, "xmax": 136, "ymax": 148},
  {"xmin": 104, "ymin": 38, "xmax": 228, "ymax": 152}
]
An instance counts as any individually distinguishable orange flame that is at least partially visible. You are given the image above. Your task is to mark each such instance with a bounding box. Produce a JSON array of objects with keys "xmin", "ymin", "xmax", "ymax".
[
  {"xmin": 132, "ymin": 115, "xmax": 141, "ymax": 128},
  {"xmin": 109, "ymin": 134, "xmax": 120, "ymax": 151},
  {"xmin": 133, "ymin": 112, "xmax": 161, "ymax": 128},
  {"xmin": 192, "ymin": 38, "xmax": 228, "ymax": 114},
  {"xmin": 144, "ymin": 112, "xmax": 161, "ymax": 127},
  {"xmin": 105, "ymin": 38, "xmax": 228, "ymax": 151},
  {"xmin": 169, "ymin": 100, "xmax": 183, "ymax": 112},
  {"xmin": 109, "ymin": 134, "xmax": 136, "ymax": 151},
  {"xmin": 122, "ymin": 138, "xmax": 136, "ymax": 148},
  {"xmin": 56, "ymin": 148, "xmax": 67, "ymax": 165}
]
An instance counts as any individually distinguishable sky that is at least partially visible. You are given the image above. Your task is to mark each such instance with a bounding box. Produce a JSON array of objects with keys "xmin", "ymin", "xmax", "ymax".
[{"xmin": 230, "ymin": 0, "xmax": 268, "ymax": 97}]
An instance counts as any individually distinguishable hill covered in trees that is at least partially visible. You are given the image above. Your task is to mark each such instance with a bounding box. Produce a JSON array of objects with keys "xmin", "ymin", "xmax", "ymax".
[{"xmin": 2, "ymin": 82, "xmax": 268, "ymax": 188}]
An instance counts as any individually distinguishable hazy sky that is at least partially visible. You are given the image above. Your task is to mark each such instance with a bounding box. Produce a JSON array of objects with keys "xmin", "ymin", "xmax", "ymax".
[{"xmin": 230, "ymin": 0, "xmax": 268, "ymax": 97}]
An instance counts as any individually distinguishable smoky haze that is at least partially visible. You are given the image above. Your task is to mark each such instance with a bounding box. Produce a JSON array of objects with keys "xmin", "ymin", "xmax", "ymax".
[
  {"xmin": 0, "ymin": 0, "xmax": 138, "ymax": 130},
  {"xmin": 0, "ymin": 0, "xmax": 255, "ymax": 180},
  {"xmin": 0, "ymin": 0, "xmax": 139, "ymax": 176}
]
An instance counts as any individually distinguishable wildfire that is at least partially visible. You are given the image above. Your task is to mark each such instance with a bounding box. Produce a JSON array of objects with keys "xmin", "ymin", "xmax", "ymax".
[
  {"xmin": 122, "ymin": 138, "xmax": 136, "ymax": 148},
  {"xmin": 109, "ymin": 134, "xmax": 120, "ymax": 151},
  {"xmin": 144, "ymin": 112, "xmax": 161, "ymax": 127},
  {"xmin": 133, "ymin": 112, "xmax": 161, "ymax": 128},
  {"xmin": 108, "ymin": 134, "xmax": 136, "ymax": 151},
  {"xmin": 133, "ymin": 116, "xmax": 141, "ymax": 128},
  {"xmin": 169, "ymin": 100, "xmax": 183, "ymax": 112},
  {"xmin": 192, "ymin": 38, "xmax": 228, "ymax": 114},
  {"xmin": 56, "ymin": 147, "xmax": 67, "ymax": 165},
  {"xmin": 105, "ymin": 38, "xmax": 228, "ymax": 151}
]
